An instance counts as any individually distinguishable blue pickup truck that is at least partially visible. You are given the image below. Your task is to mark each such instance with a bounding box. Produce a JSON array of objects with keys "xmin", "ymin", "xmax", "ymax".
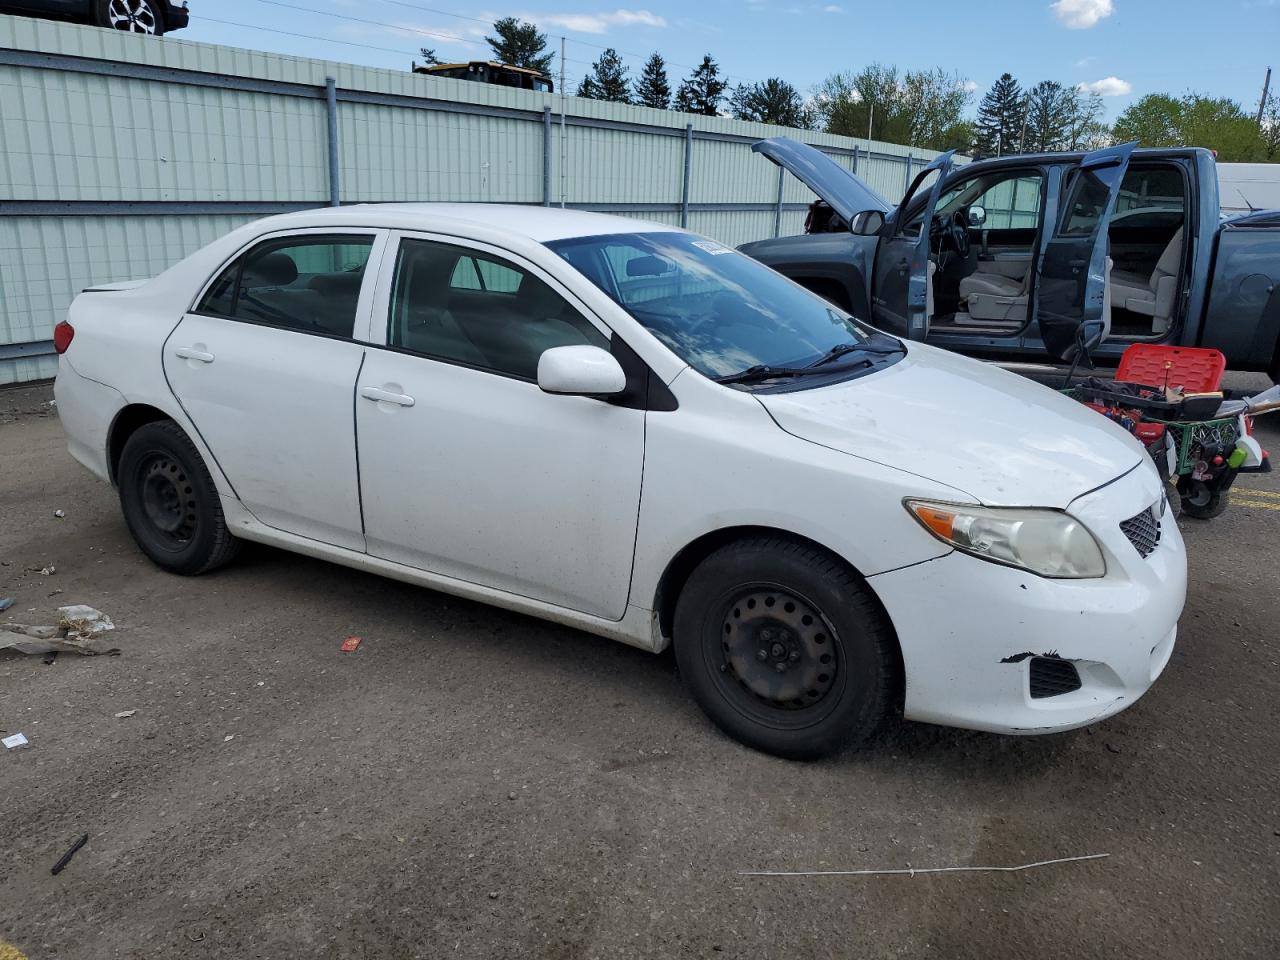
[{"xmin": 741, "ymin": 138, "xmax": 1280, "ymax": 377}]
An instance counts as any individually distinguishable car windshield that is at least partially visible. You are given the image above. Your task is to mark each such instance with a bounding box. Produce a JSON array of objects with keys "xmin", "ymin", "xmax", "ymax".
[{"xmin": 546, "ymin": 231, "xmax": 899, "ymax": 382}]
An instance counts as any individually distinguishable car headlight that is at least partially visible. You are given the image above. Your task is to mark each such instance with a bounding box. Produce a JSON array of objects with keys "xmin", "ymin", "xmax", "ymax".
[{"xmin": 905, "ymin": 500, "xmax": 1106, "ymax": 579}]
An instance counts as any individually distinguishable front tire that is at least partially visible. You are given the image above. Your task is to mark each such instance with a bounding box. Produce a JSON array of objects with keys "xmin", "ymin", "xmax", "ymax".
[
  {"xmin": 673, "ymin": 538, "xmax": 896, "ymax": 760},
  {"xmin": 94, "ymin": 0, "xmax": 166, "ymax": 35},
  {"xmin": 118, "ymin": 421, "xmax": 240, "ymax": 575}
]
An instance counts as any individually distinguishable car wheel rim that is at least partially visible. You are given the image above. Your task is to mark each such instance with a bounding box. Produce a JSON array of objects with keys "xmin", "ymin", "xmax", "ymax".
[
  {"xmin": 713, "ymin": 586, "xmax": 842, "ymax": 726},
  {"xmin": 140, "ymin": 454, "xmax": 198, "ymax": 545},
  {"xmin": 108, "ymin": 0, "xmax": 158, "ymax": 33}
]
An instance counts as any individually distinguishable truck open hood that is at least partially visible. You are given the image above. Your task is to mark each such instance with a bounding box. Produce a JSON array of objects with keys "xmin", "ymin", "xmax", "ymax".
[
  {"xmin": 752, "ymin": 137, "xmax": 892, "ymax": 226},
  {"xmin": 756, "ymin": 344, "xmax": 1146, "ymax": 510}
]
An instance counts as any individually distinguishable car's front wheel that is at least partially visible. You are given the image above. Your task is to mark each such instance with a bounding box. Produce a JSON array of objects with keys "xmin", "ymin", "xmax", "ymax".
[
  {"xmin": 118, "ymin": 421, "xmax": 240, "ymax": 575},
  {"xmin": 95, "ymin": 0, "xmax": 166, "ymax": 35},
  {"xmin": 673, "ymin": 538, "xmax": 897, "ymax": 759}
]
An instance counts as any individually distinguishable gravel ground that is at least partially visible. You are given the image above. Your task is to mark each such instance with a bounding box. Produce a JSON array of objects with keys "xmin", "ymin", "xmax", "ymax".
[{"xmin": 2, "ymin": 377, "xmax": 1278, "ymax": 960}]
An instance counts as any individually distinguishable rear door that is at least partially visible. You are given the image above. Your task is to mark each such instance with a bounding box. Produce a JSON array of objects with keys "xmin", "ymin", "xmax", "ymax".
[
  {"xmin": 1035, "ymin": 143, "xmax": 1136, "ymax": 360},
  {"xmin": 870, "ymin": 151, "xmax": 956, "ymax": 339},
  {"xmin": 164, "ymin": 230, "xmax": 385, "ymax": 551}
]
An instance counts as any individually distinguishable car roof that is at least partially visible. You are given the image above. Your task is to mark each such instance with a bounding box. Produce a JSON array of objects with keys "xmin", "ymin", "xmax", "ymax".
[{"xmin": 248, "ymin": 203, "xmax": 673, "ymax": 244}]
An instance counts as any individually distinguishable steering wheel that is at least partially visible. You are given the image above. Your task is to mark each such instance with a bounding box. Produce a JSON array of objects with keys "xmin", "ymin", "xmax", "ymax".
[{"xmin": 948, "ymin": 210, "xmax": 971, "ymax": 259}]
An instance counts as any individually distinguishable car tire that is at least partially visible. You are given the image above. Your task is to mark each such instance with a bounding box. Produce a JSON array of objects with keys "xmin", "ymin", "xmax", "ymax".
[
  {"xmin": 94, "ymin": 0, "xmax": 166, "ymax": 35},
  {"xmin": 1178, "ymin": 478, "xmax": 1227, "ymax": 520},
  {"xmin": 673, "ymin": 537, "xmax": 896, "ymax": 760},
  {"xmin": 117, "ymin": 421, "xmax": 240, "ymax": 575}
]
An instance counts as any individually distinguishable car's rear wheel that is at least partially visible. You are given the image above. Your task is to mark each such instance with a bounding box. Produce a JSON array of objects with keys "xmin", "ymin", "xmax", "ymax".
[
  {"xmin": 673, "ymin": 538, "xmax": 896, "ymax": 759},
  {"xmin": 118, "ymin": 421, "xmax": 240, "ymax": 575},
  {"xmin": 95, "ymin": 0, "xmax": 165, "ymax": 35}
]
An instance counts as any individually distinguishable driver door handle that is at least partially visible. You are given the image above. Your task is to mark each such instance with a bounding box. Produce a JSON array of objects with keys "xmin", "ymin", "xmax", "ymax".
[
  {"xmin": 174, "ymin": 346, "xmax": 214, "ymax": 363},
  {"xmin": 360, "ymin": 386, "xmax": 415, "ymax": 407}
]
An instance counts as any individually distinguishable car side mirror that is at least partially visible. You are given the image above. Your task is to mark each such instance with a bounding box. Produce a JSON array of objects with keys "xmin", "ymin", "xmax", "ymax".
[
  {"xmin": 967, "ymin": 205, "xmax": 986, "ymax": 228},
  {"xmin": 537, "ymin": 345, "xmax": 626, "ymax": 397}
]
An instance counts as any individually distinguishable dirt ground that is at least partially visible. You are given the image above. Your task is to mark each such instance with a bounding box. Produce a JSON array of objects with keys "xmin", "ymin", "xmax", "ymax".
[{"xmin": 1, "ymin": 377, "xmax": 1278, "ymax": 960}]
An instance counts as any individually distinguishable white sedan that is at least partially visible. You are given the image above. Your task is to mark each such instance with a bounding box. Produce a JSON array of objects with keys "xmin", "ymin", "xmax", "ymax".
[{"xmin": 53, "ymin": 204, "xmax": 1186, "ymax": 758}]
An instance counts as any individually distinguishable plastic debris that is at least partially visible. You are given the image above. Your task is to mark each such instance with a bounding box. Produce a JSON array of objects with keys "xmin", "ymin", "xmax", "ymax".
[
  {"xmin": 0, "ymin": 598, "xmax": 13, "ymax": 612},
  {"xmin": 340, "ymin": 636, "xmax": 362, "ymax": 653},
  {"xmin": 3, "ymin": 733, "xmax": 29, "ymax": 749},
  {"xmin": 114, "ymin": 710, "xmax": 137, "ymax": 719},
  {"xmin": 39, "ymin": 565, "xmax": 55, "ymax": 576},
  {"xmin": 53, "ymin": 509, "xmax": 65, "ymax": 519},
  {"xmin": 0, "ymin": 605, "xmax": 118, "ymax": 656},
  {"xmin": 51, "ymin": 833, "xmax": 89, "ymax": 876},
  {"xmin": 223, "ymin": 735, "xmax": 235, "ymax": 742},
  {"xmin": 739, "ymin": 853, "xmax": 1110, "ymax": 879}
]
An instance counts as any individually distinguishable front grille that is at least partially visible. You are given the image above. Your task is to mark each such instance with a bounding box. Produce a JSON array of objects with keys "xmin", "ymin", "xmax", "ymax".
[
  {"xmin": 1119, "ymin": 506, "xmax": 1161, "ymax": 559},
  {"xmin": 1029, "ymin": 656, "xmax": 1082, "ymax": 699}
]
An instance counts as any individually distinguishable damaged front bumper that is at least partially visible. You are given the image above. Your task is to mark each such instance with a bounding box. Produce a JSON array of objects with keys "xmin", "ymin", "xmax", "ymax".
[{"xmin": 868, "ymin": 465, "xmax": 1187, "ymax": 735}]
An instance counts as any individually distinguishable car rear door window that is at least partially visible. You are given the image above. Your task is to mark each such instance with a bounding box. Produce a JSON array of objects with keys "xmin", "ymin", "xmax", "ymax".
[
  {"xmin": 388, "ymin": 238, "xmax": 608, "ymax": 380},
  {"xmin": 196, "ymin": 235, "xmax": 374, "ymax": 339}
]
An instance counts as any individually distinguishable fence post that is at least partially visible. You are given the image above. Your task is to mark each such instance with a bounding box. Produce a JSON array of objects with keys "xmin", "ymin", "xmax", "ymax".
[
  {"xmin": 773, "ymin": 164, "xmax": 784, "ymax": 238},
  {"xmin": 681, "ymin": 123, "xmax": 693, "ymax": 229},
  {"xmin": 325, "ymin": 76, "xmax": 340, "ymax": 207},
  {"xmin": 852, "ymin": 145, "xmax": 859, "ymax": 175},
  {"xmin": 903, "ymin": 154, "xmax": 913, "ymax": 197},
  {"xmin": 542, "ymin": 106, "xmax": 552, "ymax": 207}
]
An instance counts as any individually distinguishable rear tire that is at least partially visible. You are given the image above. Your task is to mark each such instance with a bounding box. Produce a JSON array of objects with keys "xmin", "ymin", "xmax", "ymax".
[
  {"xmin": 94, "ymin": 0, "xmax": 166, "ymax": 35},
  {"xmin": 118, "ymin": 421, "xmax": 240, "ymax": 575},
  {"xmin": 673, "ymin": 538, "xmax": 896, "ymax": 760}
]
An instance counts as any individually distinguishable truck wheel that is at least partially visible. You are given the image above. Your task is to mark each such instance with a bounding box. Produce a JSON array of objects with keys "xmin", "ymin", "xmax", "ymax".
[
  {"xmin": 1178, "ymin": 479, "xmax": 1227, "ymax": 520},
  {"xmin": 95, "ymin": 0, "xmax": 165, "ymax": 35},
  {"xmin": 673, "ymin": 538, "xmax": 896, "ymax": 760},
  {"xmin": 118, "ymin": 421, "xmax": 240, "ymax": 575}
]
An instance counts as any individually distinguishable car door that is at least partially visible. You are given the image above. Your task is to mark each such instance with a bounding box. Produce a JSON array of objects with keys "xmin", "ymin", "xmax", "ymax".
[
  {"xmin": 355, "ymin": 232, "xmax": 645, "ymax": 620},
  {"xmin": 871, "ymin": 151, "xmax": 956, "ymax": 340},
  {"xmin": 164, "ymin": 230, "xmax": 386, "ymax": 551},
  {"xmin": 1034, "ymin": 143, "xmax": 1136, "ymax": 360}
]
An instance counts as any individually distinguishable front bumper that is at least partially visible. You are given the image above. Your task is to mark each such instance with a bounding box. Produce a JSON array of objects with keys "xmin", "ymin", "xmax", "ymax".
[{"xmin": 868, "ymin": 465, "xmax": 1187, "ymax": 735}]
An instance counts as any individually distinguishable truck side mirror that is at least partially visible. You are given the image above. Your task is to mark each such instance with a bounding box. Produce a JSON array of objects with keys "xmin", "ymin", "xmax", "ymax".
[{"xmin": 967, "ymin": 205, "xmax": 986, "ymax": 228}]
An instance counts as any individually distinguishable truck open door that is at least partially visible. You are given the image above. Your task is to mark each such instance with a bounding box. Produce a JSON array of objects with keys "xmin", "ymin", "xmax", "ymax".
[
  {"xmin": 1035, "ymin": 142, "xmax": 1136, "ymax": 361},
  {"xmin": 870, "ymin": 151, "xmax": 956, "ymax": 340}
]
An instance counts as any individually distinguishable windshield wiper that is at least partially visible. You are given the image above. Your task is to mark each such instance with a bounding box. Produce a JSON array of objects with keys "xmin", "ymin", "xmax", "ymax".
[
  {"xmin": 714, "ymin": 363, "xmax": 816, "ymax": 386},
  {"xmin": 807, "ymin": 337, "xmax": 905, "ymax": 368}
]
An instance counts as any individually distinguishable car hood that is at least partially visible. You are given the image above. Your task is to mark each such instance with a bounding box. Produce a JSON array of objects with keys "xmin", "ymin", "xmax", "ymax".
[
  {"xmin": 756, "ymin": 344, "xmax": 1146, "ymax": 509},
  {"xmin": 752, "ymin": 137, "xmax": 892, "ymax": 226}
]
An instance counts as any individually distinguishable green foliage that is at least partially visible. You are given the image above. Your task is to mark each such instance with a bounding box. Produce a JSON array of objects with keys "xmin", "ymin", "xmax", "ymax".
[
  {"xmin": 485, "ymin": 17, "xmax": 554, "ymax": 78},
  {"xmin": 418, "ymin": 48, "xmax": 442, "ymax": 66},
  {"xmin": 675, "ymin": 55, "xmax": 729, "ymax": 116},
  {"xmin": 577, "ymin": 48, "xmax": 631, "ymax": 103},
  {"xmin": 635, "ymin": 53, "xmax": 671, "ymax": 110},
  {"xmin": 815, "ymin": 64, "xmax": 973, "ymax": 152},
  {"xmin": 1113, "ymin": 93, "xmax": 1269, "ymax": 162},
  {"xmin": 729, "ymin": 78, "xmax": 814, "ymax": 129},
  {"xmin": 974, "ymin": 73, "xmax": 1022, "ymax": 157}
]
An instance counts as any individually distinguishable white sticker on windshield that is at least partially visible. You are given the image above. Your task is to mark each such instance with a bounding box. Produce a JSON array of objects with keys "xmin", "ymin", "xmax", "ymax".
[{"xmin": 692, "ymin": 240, "xmax": 732, "ymax": 255}]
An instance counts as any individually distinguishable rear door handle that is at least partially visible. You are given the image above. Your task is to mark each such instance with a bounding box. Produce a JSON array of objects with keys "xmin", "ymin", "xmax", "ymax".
[
  {"xmin": 174, "ymin": 346, "xmax": 214, "ymax": 363},
  {"xmin": 360, "ymin": 386, "xmax": 415, "ymax": 407}
]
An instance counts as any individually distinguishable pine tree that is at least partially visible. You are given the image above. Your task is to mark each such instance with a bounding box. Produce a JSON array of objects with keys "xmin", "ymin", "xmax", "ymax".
[
  {"xmin": 674, "ymin": 55, "xmax": 728, "ymax": 116},
  {"xmin": 729, "ymin": 79, "xmax": 813, "ymax": 128},
  {"xmin": 576, "ymin": 48, "xmax": 630, "ymax": 103},
  {"xmin": 973, "ymin": 73, "xmax": 1022, "ymax": 157},
  {"xmin": 1023, "ymin": 80, "xmax": 1076, "ymax": 152},
  {"xmin": 418, "ymin": 48, "xmax": 442, "ymax": 66},
  {"xmin": 635, "ymin": 53, "xmax": 671, "ymax": 109},
  {"xmin": 485, "ymin": 17, "xmax": 554, "ymax": 78}
]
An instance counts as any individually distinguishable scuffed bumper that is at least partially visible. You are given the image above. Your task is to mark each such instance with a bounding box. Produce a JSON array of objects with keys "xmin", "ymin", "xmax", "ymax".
[{"xmin": 868, "ymin": 465, "xmax": 1187, "ymax": 735}]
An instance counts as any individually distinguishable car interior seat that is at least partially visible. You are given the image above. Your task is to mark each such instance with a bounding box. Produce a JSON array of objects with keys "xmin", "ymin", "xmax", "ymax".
[
  {"xmin": 1108, "ymin": 227, "xmax": 1182, "ymax": 334},
  {"xmin": 958, "ymin": 267, "xmax": 1029, "ymax": 324}
]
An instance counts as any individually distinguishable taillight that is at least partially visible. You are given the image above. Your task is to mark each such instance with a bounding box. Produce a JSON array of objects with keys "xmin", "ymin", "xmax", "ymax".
[{"xmin": 53, "ymin": 320, "xmax": 74, "ymax": 354}]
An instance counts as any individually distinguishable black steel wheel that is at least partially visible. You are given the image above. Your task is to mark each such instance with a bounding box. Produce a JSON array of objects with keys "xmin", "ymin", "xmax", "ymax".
[
  {"xmin": 674, "ymin": 537, "xmax": 897, "ymax": 759},
  {"xmin": 1178, "ymin": 478, "xmax": 1227, "ymax": 520},
  {"xmin": 95, "ymin": 0, "xmax": 165, "ymax": 35},
  {"xmin": 118, "ymin": 420, "xmax": 240, "ymax": 575}
]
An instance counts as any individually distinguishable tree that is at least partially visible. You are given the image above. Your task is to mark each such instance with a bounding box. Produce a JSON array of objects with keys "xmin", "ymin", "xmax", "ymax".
[
  {"xmin": 418, "ymin": 48, "xmax": 442, "ymax": 66},
  {"xmin": 674, "ymin": 55, "xmax": 728, "ymax": 116},
  {"xmin": 1064, "ymin": 89, "xmax": 1110, "ymax": 151},
  {"xmin": 1022, "ymin": 80, "xmax": 1076, "ymax": 152},
  {"xmin": 973, "ymin": 73, "xmax": 1022, "ymax": 157},
  {"xmin": 1261, "ymin": 92, "xmax": 1280, "ymax": 161},
  {"xmin": 1113, "ymin": 93, "xmax": 1267, "ymax": 162},
  {"xmin": 635, "ymin": 52, "xmax": 671, "ymax": 110},
  {"xmin": 485, "ymin": 17, "xmax": 553, "ymax": 78},
  {"xmin": 576, "ymin": 48, "xmax": 630, "ymax": 103},
  {"xmin": 729, "ymin": 78, "xmax": 813, "ymax": 128},
  {"xmin": 815, "ymin": 64, "xmax": 973, "ymax": 151}
]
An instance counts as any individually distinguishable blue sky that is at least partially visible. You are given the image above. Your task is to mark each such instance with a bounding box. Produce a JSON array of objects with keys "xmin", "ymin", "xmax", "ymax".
[{"xmin": 190, "ymin": 0, "xmax": 1278, "ymax": 120}]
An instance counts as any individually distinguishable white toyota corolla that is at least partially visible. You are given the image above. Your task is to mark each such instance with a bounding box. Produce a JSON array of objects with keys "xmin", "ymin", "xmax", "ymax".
[{"xmin": 53, "ymin": 204, "xmax": 1186, "ymax": 758}]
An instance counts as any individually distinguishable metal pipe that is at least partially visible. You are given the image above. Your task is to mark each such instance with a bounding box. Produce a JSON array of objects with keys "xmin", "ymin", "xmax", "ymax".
[
  {"xmin": 325, "ymin": 76, "xmax": 340, "ymax": 207},
  {"xmin": 681, "ymin": 123, "xmax": 693, "ymax": 228},
  {"xmin": 773, "ymin": 164, "xmax": 784, "ymax": 237},
  {"xmin": 542, "ymin": 106, "xmax": 552, "ymax": 207}
]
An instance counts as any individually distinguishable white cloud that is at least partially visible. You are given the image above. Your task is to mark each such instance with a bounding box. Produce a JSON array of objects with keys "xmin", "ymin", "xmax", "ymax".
[
  {"xmin": 540, "ymin": 9, "xmax": 666, "ymax": 33},
  {"xmin": 1050, "ymin": 0, "xmax": 1114, "ymax": 29},
  {"xmin": 823, "ymin": 4, "xmax": 844, "ymax": 11},
  {"xmin": 960, "ymin": 79, "xmax": 979, "ymax": 93},
  {"xmin": 1075, "ymin": 55, "xmax": 1097, "ymax": 67},
  {"xmin": 1078, "ymin": 76, "xmax": 1132, "ymax": 96}
]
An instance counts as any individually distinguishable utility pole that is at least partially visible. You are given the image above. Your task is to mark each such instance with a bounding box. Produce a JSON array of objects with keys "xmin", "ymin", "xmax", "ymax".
[
  {"xmin": 1257, "ymin": 66, "xmax": 1272, "ymax": 126},
  {"xmin": 559, "ymin": 36, "xmax": 566, "ymax": 208},
  {"xmin": 867, "ymin": 101, "xmax": 874, "ymax": 143},
  {"xmin": 1018, "ymin": 94, "xmax": 1031, "ymax": 154}
]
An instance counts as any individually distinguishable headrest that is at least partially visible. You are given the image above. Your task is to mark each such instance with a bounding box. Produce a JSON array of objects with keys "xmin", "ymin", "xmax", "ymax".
[{"xmin": 243, "ymin": 252, "xmax": 298, "ymax": 288}]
